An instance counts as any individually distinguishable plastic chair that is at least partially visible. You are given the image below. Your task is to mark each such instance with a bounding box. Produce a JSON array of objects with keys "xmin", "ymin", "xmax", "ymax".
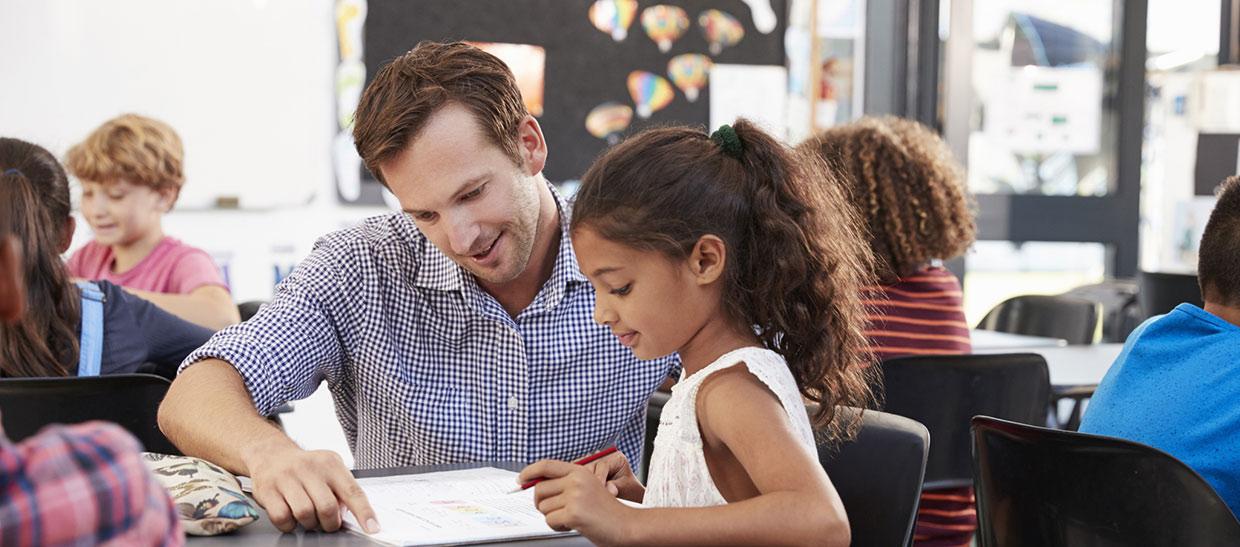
[
  {"xmin": 640, "ymin": 390, "xmax": 671, "ymax": 483},
  {"xmin": 882, "ymin": 353, "xmax": 1050, "ymax": 489},
  {"xmin": 1059, "ymin": 279, "xmax": 1142, "ymax": 343},
  {"xmin": 1138, "ymin": 270, "xmax": 1203, "ymax": 318},
  {"xmin": 977, "ymin": 294, "xmax": 1101, "ymax": 345},
  {"xmin": 971, "ymin": 416, "xmax": 1240, "ymax": 547},
  {"xmin": 0, "ymin": 373, "xmax": 180, "ymax": 454},
  {"xmin": 820, "ymin": 407, "xmax": 929, "ymax": 547}
]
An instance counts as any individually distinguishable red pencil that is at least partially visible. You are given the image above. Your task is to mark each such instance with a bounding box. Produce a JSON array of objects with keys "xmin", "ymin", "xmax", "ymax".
[{"xmin": 509, "ymin": 446, "xmax": 619, "ymax": 493}]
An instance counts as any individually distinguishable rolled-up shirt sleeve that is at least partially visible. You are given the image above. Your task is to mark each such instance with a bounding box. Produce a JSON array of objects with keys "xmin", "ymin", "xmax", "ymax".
[{"xmin": 179, "ymin": 238, "xmax": 352, "ymax": 416}]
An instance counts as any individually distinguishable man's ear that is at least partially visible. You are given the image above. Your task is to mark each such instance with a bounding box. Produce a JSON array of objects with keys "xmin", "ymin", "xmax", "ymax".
[
  {"xmin": 687, "ymin": 235, "xmax": 727, "ymax": 285},
  {"xmin": 514, "ymin": 115, "xmax": 548, "ymax": 176},
  {"xmin": 0, "ymin": 235, "xmax": 25, "ymax": 324}
]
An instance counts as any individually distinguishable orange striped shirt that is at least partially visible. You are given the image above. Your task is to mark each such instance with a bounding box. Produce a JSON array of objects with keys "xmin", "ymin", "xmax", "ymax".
[
  {"xmin": 863, "ymin": 266, "xmax": 972, "ymax": 358},
  {"xmin": 865, "ymin": 266, "xmax": 976, "ymax": 546}
]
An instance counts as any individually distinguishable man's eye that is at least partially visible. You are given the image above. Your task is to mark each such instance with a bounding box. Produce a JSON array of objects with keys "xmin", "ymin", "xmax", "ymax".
[{"xmin": 610, "ymin": 284, "xmax": 632, "ymax": 296}]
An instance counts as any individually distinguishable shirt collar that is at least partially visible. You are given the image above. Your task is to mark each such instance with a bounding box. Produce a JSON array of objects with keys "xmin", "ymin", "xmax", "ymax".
[
  {"xmin": 537, "ymin": 185, "xmax": 588, "ymax": 310},
  {"xmin": 411, "ymin": 181, "xmax": 587, "ymax": 303}
]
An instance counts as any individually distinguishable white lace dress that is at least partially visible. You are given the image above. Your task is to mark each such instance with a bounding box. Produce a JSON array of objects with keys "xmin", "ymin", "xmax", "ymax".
[{"xmin": 643, "ymin": 346, "xmax": 817, "ymax": 507}]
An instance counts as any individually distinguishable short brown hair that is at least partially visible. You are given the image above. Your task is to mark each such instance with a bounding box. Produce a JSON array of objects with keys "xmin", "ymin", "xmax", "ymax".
[
  {"xmin": 66, "ymin": 113, "xmax": 185, "ymax": 202},
  {"xmin": 352, "ymin": 41, "xmax": 528, "ymax": 185},
  {"xmin": 1198, "ymin": 176, "xmax": 1240, "ymax": 306},
  {"xmin": 799, "ymin": 116, "xmax": 976, "ymax": 282}
]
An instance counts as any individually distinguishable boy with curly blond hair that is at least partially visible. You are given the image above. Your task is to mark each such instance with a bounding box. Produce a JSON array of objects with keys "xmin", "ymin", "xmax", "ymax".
[{"xmin": 66, "ymin": 114, "xmax": 238, "ymax": 329}]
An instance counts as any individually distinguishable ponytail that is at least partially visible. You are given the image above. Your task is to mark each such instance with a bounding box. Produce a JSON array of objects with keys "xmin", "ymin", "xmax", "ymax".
[
  {"xmin": 573, "ymin": 119, "xmax": 879, "ymax": 445},
  {"xmin": 729, "ymin": 120, "xmax": 878, "ymax": 442},
  {"xmin": 0, "ymin": 138, "xmax": 81, "ymax": 377}
]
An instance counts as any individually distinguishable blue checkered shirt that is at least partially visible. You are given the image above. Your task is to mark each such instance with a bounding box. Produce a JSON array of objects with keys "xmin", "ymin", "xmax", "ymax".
[{"xmin": 181, "ymin": 190, "xmax": 679, "ymax": 470}]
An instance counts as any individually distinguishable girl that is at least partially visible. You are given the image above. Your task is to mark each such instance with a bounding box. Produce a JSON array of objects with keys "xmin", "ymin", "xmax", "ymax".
[
  {"xmin": 800, "ymin": 116, "xmax": 977, "ymax": 547},
  {"xmin": 0, "ymin": 137, "xmax": 213, "ymax": 379},
  {"xmin": 519, "ymin": 120, "xmax": 877, "ymax": 545}
]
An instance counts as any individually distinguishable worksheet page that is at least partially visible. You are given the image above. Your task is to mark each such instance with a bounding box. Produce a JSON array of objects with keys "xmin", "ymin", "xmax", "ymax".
[{"xmin": 342, "ymin": 467, "xmax": 576, "ymax": 546}]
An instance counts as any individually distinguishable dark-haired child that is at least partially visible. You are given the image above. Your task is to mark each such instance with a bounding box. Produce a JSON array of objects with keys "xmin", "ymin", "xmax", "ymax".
[
  {"xmin": 519, "ymin": 120, "xmax": 877, "ymax": 545},
  {"xmin": 1082, "ymin": 175, "xmax": 1240, "ymax": 518}
]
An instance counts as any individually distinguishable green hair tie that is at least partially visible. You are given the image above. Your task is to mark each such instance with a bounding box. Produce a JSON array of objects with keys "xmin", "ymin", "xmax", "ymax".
[{"xmin": 710, "ymin": 124, "xmax": 743, "ymax": 159}]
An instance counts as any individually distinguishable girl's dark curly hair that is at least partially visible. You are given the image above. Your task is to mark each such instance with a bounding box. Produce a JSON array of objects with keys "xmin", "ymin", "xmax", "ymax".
[
  {"xmin": 571, "ymin": 119, "xmax": 878, "ymax": 443},
  {"xmin": 799, "ymin": 116, "xmax": 976, "ymax": 283}
]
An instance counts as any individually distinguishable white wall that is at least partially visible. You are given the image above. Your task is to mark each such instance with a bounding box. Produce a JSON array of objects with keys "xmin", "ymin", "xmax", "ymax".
[
  {"xmin": 0, "ymin": 0, "xmax": 336, "ymax": 210},
  {"xmin": 1, "ymin": 0, "xmax": 399, "ymax": 302}
]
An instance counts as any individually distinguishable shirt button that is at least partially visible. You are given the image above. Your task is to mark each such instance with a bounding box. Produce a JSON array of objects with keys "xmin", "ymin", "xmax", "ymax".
[{"xmin": 507, "ymin": 396, "xmax": 519, "ymax": 410}]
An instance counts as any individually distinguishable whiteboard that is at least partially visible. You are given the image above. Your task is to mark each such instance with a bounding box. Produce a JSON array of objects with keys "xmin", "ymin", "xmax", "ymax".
[{"xmin": 0, "ymin": 0, "xmax": 335, "ymax": 209}]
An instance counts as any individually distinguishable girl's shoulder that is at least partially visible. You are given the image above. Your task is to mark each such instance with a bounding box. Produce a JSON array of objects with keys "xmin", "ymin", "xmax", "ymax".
[{"xmin": 690, "ymin": 346, "xmax": 793, "ymax": 389}]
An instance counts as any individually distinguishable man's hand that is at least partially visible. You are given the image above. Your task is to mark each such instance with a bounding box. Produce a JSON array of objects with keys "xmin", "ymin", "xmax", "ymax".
[{"xmin": 245, "ymin": 444, "xmax": 379, "ymax": 534}]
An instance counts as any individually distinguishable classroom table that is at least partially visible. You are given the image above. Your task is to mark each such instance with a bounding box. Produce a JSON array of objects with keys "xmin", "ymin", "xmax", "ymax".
[
  {"xmin": 969, "ymin": 329, "xmax": 1068, "ymax": 351},
  {"xmin": 974, "ymin": 343, "xmax": 1124, "ymax": 389},
  {"xmin": 188, "ymin": 462, "xmax": 592, "ymax": 547}
]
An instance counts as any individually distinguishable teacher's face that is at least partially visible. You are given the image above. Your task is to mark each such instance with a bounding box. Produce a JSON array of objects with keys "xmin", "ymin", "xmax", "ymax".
[{"xmin": 382, "ymin": 103, "xmax": 549, "ymax": 286}]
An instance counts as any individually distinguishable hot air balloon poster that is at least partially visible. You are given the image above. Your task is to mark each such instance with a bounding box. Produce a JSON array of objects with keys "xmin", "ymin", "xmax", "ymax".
[
  {"xmin": 627, "ymin": 71, "xmax": 676, "ymax": 118},
  {"xmin": 585, "ymin": 102, "xmax": 634, "ymax": 144},
  {"xmin": 667, "ymin": 53, "xmax": 712, "ymax": 102},
  {"xmin": 589, "ymin": 0, "xmax": 638, "ymax": 42},
  {"xmin": 641, "ymin": 5, "xmax": 690, "ymax": 53},
  {"xmin": 699, "ymin": 9, "xmax": 745, "ymax": 55}
]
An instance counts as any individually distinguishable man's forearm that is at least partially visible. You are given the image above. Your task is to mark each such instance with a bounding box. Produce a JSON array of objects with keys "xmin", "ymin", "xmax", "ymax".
[{"xmin": 157, "ymin": 359, "xmax": 298, "ymax": 475}]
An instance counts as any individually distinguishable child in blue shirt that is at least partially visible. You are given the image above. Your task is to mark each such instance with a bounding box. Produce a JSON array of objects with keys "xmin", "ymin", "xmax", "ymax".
[{"xmin": 1081, "ymin": 175, "xmax": 1240, "ymax": 517}]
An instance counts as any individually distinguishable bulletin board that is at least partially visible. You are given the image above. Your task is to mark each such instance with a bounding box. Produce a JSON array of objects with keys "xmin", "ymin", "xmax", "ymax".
[{"xmin": 339, "ymin": 0, "xmax": 788, "ymax": 205}]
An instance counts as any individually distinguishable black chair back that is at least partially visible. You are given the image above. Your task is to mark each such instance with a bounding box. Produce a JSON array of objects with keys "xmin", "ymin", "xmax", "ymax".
[
  {"xmin": 978, "ymin": 294, "xmax": 1101, "ymax": 344},
  {"xmin": 883, "ymin": 353, "xmax": 1049, "ymax": 488},
  {"xmin": 640, "ymin": 390, "xmax": 671, "ymax": 483},
  {"xmin": 820, "ymin": 407, "xmax": 929, "ymax": 547},
  {"xmin": 1138, "ymin": 270, "xmax": 1203, "ymax": 318},
  {"xmin": 0, "ymin": 373, "xmax": 180, "ymax": 454},
  {"xmin": 972, "ymin": 416, "xmax": 1240, "ymax": 547},
  {"xmin": 238, "ymin": 300, "xmax": 266, "ymax": 322}
]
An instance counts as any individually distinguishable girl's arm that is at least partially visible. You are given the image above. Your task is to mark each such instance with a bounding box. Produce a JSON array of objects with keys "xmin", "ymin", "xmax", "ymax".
[
  {"xmin": 523, "ymin": 366, "xmax": 850, "ymax": 546},
  {"xmin": 125, "ymin": 285, "xmax": 240, "ymax": 330}
]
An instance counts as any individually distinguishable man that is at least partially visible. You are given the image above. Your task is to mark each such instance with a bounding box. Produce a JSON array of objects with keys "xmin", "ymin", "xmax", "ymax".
[
  {"xmin": 1081, "ymin": 175, "xmax": 1240, "ymax": 516},
  {"xmin": 157, "ymin": 41, "xmax": 678, "ymax": 534}
]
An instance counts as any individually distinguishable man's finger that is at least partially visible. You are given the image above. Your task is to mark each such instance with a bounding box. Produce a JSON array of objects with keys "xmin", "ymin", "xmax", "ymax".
[
  {"xmin": 327, "ymin": 469, "xmax": 380, "ymax": 533},
  {"xmin": 281, "ymin": 482, "xmax": 319, "ymax": 531},
  {"xmin": 254, "ymin": 488, "xmax": 296, "ymax": 533},
  {"xmin": 305, "ymin": 479, "xmax": 343, "ymax": 532}
]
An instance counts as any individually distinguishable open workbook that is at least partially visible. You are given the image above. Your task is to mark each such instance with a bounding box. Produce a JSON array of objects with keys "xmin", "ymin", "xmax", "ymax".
[{"xmin": 340, "ymin": 466, "xmax": 578, "ymax": 546}]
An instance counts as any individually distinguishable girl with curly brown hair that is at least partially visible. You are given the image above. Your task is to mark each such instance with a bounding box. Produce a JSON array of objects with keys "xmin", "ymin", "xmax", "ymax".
[
  {"xmin": 518, "ymin": 119, "xmax": 877, "ymax": 545},
  {"xmin": 801, "ymin": 116, "xmax": 978, "ymax": 547}
]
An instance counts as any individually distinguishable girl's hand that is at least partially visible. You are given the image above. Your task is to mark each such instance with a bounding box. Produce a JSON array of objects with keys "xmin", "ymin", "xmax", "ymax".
[
  {"xmin": 519, "ymin": 460, "xmax": 636, "ymax": 545},
  {"xmin": 585, "ymin": 450, "xmax": 644, "ymax": 502}
]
